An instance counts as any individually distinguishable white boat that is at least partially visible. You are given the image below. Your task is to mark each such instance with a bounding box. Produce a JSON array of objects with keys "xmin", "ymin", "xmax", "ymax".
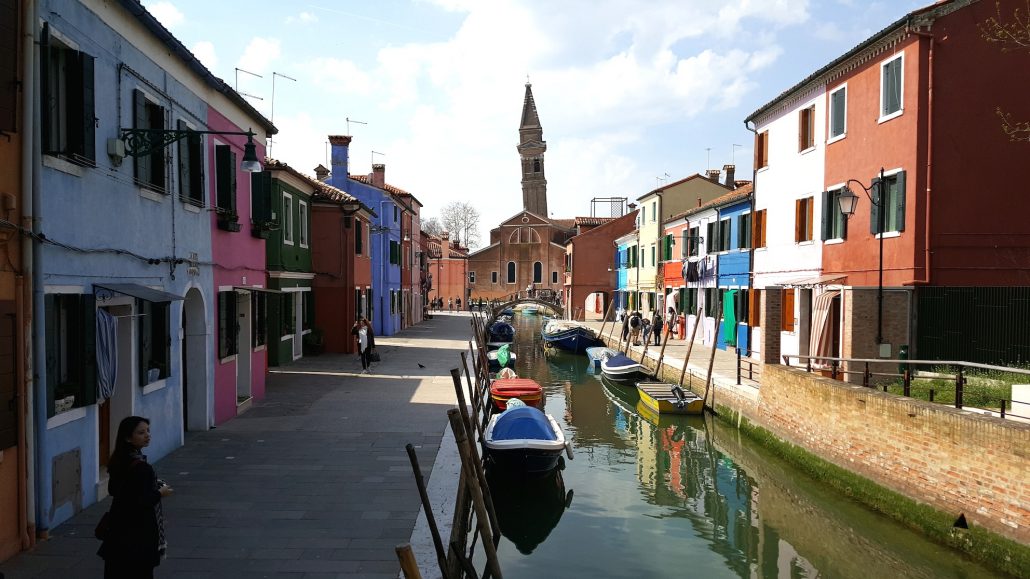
[{"xmin": 600, "ymin": 353, "xmax": 648, "ymax": 382}]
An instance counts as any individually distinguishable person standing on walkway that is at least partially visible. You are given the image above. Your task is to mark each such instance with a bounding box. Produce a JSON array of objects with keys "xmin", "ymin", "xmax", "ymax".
[
  {"xmin": 667, "ymin": 306, "xmax": 678, "ymax": 338},
  {"xmin": 448, "ymin": 298, "xmax": 453, "ymax": 311},
  {"xmin": 652, "ymin": 313, "xmax": 664, "ymax": 346},
  {"xmin": 629, "ymin": 311, "xmax": 642, "ymax": 345},
  {"xmin": 457, "ymin": 297, "xmax": 462, "ymax": 310},
  {"xmin": 356, "ymin": 319, "xmax": 372, "ymax": 373},
  {"xmin": 98, "ymin": 416, "xmax": 173, "ymax": 579},
  {"xmin": 641, "ymin": 318, "xmax": 652, "ymax": 345}
]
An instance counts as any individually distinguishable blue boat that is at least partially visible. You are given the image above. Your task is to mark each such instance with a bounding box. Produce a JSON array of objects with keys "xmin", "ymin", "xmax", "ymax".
[
  {"xmin": 585, "ymin": 347, "xmax": 619, "ymax": 371},
  {"xmin": 600, "ymin": 353, "xmax": 649, "ymax": 383},
  {"xmin": 484, "ymin": 404, "xmax": 570, "ymax": 475},
  {"xmin": 541, "ymin": 320, "xmax": 602, "ymax": 354},
  {"xmin": 499, "ymin": 307, "xmax": 515, "ymax": 316},
  {"xmin": 489, "ymin": 320, "xmax": 516, "ymax": 343}
]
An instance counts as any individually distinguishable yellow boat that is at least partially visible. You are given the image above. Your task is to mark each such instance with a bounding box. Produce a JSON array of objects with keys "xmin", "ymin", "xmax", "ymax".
[{"xmin": 636, "ymin": 382, "xmax": 704, "ymax": 415}]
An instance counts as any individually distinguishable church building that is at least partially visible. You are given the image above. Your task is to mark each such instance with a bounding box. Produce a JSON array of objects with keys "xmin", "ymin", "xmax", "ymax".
[{"xmin": 466, "ymin": 84, "xmax": 575, "ymax": 302}]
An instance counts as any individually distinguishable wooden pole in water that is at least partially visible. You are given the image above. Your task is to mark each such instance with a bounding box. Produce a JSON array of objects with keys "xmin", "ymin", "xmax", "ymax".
[
  {"xmin": 459, "ymin": 351, "xmax": 485, "ymax": 441},
  {"xmin": 597, "ymin": 296, "xmax": 616, "ymax": 342},
  {"xmin": 702, "ymin": 297, "xmax": 724, "ymax": 411},
  {"xmin": 396, "ymin": 543, "xmax": 423, "ymax": 579},
  {"xmin": 446, "ymin": 467, "xmax": 470, "ymax": 579},
  {"xmin": 678, "ymin": 307, "xmax": 704, "ymax": 388},
  {"xmin": 404, "ymin": 444, "xmax": 450, "ymax": 579},
  {"xmin": 450, "ymin": 370, "xmax": 501, "ymax": 542},
  {"xmin": 447, "ymin": 409, "xmax": 503, "ymax": 579},
  {"xmin": 654, "ymin": 318, "xmax": 674, "ymax": 380}
]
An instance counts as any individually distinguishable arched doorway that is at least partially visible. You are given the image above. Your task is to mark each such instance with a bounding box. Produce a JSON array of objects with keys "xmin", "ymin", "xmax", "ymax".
[{"xmin": 182, "ymin": 287, "xmax": 210, "ymax": 431}]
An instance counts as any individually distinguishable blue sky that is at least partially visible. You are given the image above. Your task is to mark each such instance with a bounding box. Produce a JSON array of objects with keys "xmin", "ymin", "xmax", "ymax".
[{"xmin": 142, "ymin": 0, "xmax": 929, "ymax": 246}]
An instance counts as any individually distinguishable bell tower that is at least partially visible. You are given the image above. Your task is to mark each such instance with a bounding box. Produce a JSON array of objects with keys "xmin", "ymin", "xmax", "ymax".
[{"xmin": 517, "ymin": 82, "xmax": 548, "ymax": 217}]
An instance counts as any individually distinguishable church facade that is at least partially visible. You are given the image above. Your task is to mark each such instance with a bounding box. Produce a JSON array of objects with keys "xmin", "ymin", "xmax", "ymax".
[{"xmin": 466, "ymin": 84, "xmax": 575, "ymax": 302}]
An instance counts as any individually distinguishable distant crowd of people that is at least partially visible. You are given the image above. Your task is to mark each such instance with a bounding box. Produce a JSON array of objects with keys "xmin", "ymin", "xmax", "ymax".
[{"xmin": 618, "ymin": 306, "xmax": 679, "ymax": 346}]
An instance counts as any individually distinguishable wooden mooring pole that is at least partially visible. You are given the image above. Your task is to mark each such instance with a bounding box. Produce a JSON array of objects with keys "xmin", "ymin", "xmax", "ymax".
[
  {"xmin": 597, "ymin": 298, "xmax": 616, "ymax": 342},
  {"xmin": 396, "ymin": 543, "xmax": 423, "ymax": 579},
  {"xmin": 450, "ymin": 369, "xmax": 501, "ymax": 541},
  {"xmin": 677, "ymin": 307, "xmax": 704, "ymax": 388},
  {"xmin": 404, "ymin": 444, "xmax": 450, "ymax": 579},
  {"xmin": 702, "ymin": 299, "xmax": 724, "ymax": 413},
  {"xmin": 447, "ymin": 409, "xmax": 504, "ymax": 579}
]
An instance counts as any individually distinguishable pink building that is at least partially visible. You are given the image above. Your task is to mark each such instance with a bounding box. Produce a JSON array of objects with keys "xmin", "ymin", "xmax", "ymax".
[{"xmin": 208, "ymin": 107, "xmax": 276, "ymax": 424}]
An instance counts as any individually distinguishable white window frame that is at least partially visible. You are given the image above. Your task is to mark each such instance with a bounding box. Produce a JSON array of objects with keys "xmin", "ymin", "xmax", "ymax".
[
  {"xmin": 828, "ymin": 83, "xmax": 847, "ymax": 143},
  {"xmin": 875, "ymin": 167, "xmax": 905, "ymax": 237},
  {"xmin": 282, "ymin": 192, "xmax": 294, "ymax": 245},
  {"xmin": 298, "ymin": 199, "xmax": 309, "ymax": 248},
  {"xmin": 879, "ymin": 53, "xmax": 904, "ymax": 123}
]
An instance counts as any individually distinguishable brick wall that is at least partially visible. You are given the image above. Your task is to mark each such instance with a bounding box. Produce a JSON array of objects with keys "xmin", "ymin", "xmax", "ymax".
[
  {"xmin": 761, "ymin": 287, "xmax": 782, "ymax": 365},
  {"xmin": 843, "ymin": 288, "xmax": 912, "ymax": 384},
  {"xmin": 755, "ymin": 364, "xmax": 1029, "ymax": 543}
]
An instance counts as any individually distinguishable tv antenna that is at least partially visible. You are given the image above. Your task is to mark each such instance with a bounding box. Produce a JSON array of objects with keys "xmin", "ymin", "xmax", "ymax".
[
  {"xmin": 346, "ymin": 117, "xmax": 367, "ymax": 135},
  {"xmin": 234, "ymin": 67, "xmax": 264, "ymax": 101},
  {"xmin": 732, "ymin": 143, "xmax": 742, "ymax": 165},
  {"xmin": 705, "ymin": 147, "xmax": 712, "ymax": 171},
  {"xmin": 655, "ymin": 172, "xmax": 670, "ymax": 189},
  {"xmin": 268, "ymin": 71, "xmax": 297, "ymax": 157},
  {"xmin": 371, "ymin": 150, "xmax": 384, "ymax": 167}
]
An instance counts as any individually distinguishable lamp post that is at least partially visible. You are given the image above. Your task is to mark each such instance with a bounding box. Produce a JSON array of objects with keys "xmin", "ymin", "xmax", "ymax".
[
  {"xmin": 838, "ymin": 167, "xmax": 886, "ymax": 346},
  {"xmin": 120, "ymin": 127, "xmax": 263, "ymax": 172}
]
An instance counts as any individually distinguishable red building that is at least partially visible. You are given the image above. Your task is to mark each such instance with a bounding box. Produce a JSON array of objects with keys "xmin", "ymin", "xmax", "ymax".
[
  {"xmin": 311, "ymin": 181, "xmax": 375, "ymax": 354},
  {"xmin": 563, "ymin": 213, "xmax": 638, "ymax": 320},
  {"xmin": 427, "ymin": 232, "xmax": 470, "ymax": 309}
]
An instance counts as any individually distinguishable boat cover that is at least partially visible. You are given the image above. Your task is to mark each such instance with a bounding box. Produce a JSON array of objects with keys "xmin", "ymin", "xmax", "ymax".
[
  {"xmin": 491, "ymin": 378, "xmax": 542, "ymax": 397},
  {"xmin": 492, "ymin": 407, "xmax": 557, "ymax": 441},
  {"xmin": 603, "ymin": 353, "xmax": 640, "ymax": 370}
]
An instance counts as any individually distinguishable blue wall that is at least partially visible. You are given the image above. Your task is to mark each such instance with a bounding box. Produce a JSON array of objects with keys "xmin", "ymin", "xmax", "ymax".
[
  {"xmin": 36, "ymin": 1, "xmax": 214, "ymax": 529},
  {"xmin": 716, "ymin": 199, "xmax": 752, "ymax": 350}
]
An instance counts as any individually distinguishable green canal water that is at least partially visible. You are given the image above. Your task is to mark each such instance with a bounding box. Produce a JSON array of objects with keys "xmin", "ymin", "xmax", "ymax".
[{"xmin": 486, "ymin": 313, "xmax": 1003, "ymax": 578}]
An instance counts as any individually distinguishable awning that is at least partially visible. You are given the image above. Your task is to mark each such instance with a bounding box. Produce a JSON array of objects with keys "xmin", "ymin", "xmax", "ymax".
[
  {"xmin": 782, "ymin": 273, "xmax": 846, "ymax": 288},
  {"xmin": 233, "ymin": 286, "xmax": 283, "ymax": 294},
  {"xmin": 94, "ymin": 283, "xmax": 183, "ymax": 303},
  {"xmin": 809, "ymin": 290, "xmax": 841, "ymax": 360}
]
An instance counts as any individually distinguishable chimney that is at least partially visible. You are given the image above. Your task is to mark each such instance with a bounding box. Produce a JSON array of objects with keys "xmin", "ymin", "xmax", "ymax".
[
  {"xmin": 706, "ymin": 169, "xmax": 721, "ymax": 183},
  {"xmin": 371, "ymin": 164, "xmax": 386, "ymax": 188},
  {"xmin": 441, "ymin": 231, "xmax": 450, "ymax": 243},
  {"xmin": 313, "ymin": 164, "xmax": 330, "ymax": 181},
  {"xmin": 723, "ymin": 164, "xmax": 735, "ymax": 188},
  {"xmin": 328, "ymin": 135, "xmax": 352, "ymax": 191}
]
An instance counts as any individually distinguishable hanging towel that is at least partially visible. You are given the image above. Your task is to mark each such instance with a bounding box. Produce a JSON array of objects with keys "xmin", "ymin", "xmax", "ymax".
[
  {"xmin": 722, "ymin": 290, "xmax": 738, "ymax": 345},
  {"xmin": 96, "ymin": 308, "xmax": 118, "ymax": 400}
]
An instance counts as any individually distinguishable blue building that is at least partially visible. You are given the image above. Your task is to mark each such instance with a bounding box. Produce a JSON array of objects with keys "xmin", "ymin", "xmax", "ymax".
[
  {"xmin": 714, "ymin": 186, "xmax": 754, "ymax": 351},
  {"xmin": 31, "ymin": 0, "xmax": 274, "ymax": 530},
  {"xmin": 327, "ymin": 137, "xmax": 403, "ymax": 336},
  {"xmin": 614, "ymin": 232, "xmax": 637, "ymax": 314}
]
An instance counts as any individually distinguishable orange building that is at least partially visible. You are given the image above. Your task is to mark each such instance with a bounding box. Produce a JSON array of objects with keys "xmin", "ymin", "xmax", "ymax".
[{"xmin": 426, "ymin": 232, "xmax": 470, "ymax": 309}]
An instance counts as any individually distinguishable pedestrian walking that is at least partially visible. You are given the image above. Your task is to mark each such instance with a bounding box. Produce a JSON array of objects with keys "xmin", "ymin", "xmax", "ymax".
[
  {"xmin": 354, "ymin": 319, "xmax": 374, "ymax": 373},
  {"xmin": 457, "ymin": 297, "xmax": 462, "ymax": 310},
  {"xmin": 97, "ymin": 416, "xmax": 173, "ymax": 579},
  {"xmin": 641, "ymin": 318, "xmax": 652, "ymax": 345},
  {"xmin": 629, "ymin": 311, "xmax": 642, "ymax": 345},
  {"xmin": 667, "ymin": 306, "xmax": 678, "ymax": 338},
  {"xmin": 448, "ymin": 298, "xmax": 453, "ymax": 311},
  {"xmin": 652, "ymin": 313, "xmax": 664, "ymax": 346}
]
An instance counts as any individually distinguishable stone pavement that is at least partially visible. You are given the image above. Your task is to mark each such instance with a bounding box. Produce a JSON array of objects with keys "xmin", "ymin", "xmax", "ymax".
[{"xmin": 0, "ymin": 313, "xmax": 474, "ymax": 579}]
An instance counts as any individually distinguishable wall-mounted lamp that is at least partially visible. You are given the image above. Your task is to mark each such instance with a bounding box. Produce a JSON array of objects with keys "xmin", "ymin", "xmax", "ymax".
[{"xmin": 120, "ymin": 127, "xmax": 263, "ymax": 173}]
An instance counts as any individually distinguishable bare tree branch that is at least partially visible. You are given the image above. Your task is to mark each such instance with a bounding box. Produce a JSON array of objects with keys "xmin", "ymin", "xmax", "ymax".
[
  {"xmin": 421, "ymin": 217, "xmax": 443, "ymax": 237},
  {"xmin": 440, "ymin": 201, "xmax": 482, "ymax": 248},
  {"xmin": 979, "ymin": 0, "xmax": 1030, "ymax": 51},
  {"xmin": 998, "ymin": 107, "xmax": 1030, "ymax": 142}
]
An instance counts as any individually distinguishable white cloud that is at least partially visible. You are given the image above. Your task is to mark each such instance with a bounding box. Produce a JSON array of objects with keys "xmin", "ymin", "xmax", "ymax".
[
  {"xmin": 305, "ymin": 58, "xmax": 375, "ymax": 96},
  {"xmin": 190, "ymin": 40, "xmax": 217, "ymax": 70},
  {"xmin": 237, "ymin": 37, "xmax": 281, "ymax": 76},
  {"xmin": 286, "ymin": 11, "xmax": 318, "ymax": 24},
  {"xmin": 146, "ymin": 1, "xmax": 184, "ymax": 29}
]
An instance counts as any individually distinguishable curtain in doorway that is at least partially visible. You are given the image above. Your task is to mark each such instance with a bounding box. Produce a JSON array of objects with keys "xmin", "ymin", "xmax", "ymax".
[
  {"xmin": 96, "ymin": 308, "xmax": 118, "ymax": 400},
  {"xmin": 809, "ymin": 290, "xmax": 841, "ymax": 362},
  {"xmin": 722, "ymin": 290, "xmax": 738, "ymax": 344}
]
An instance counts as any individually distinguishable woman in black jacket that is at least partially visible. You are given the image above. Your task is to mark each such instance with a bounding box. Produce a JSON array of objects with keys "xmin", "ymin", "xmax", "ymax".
[{"xmin": 98, "ymin": 416, "xmax": 173, "ymax": 578}]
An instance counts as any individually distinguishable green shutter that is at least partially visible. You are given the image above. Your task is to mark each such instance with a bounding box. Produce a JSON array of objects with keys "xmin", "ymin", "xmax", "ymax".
[
  {"xmin": 870, "ymin": 176, "xmax": 882, "ymax": 235},
  {"xmin": 895, "ymin": 170, "xmax": 906, "ymax": 232},
  {"xmin": 251, "ymin": 171, "xmax": 272, "ymax": 222},
  {"xmin": 821, "ymin": 190, "xmax": 831, "ymax": 240}
]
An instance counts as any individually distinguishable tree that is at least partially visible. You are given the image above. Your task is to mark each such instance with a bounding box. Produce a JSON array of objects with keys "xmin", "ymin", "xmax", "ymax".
[
  {"xmin": 440, "ymin": 201, "xmax": 482, "ymax": 248},
  {"xmin": 980, "ymin": 1, "xmax": 1030, "ymax": 141},
  {"xmin": 422, "ymin": 217, "xmax": 443, "ymax": 237}
]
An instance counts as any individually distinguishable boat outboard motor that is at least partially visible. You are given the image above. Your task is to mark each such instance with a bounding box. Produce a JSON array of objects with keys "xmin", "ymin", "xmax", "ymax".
[{"xmin": 670, "ymin": 385, "xmax": 688, "ymax": 409}]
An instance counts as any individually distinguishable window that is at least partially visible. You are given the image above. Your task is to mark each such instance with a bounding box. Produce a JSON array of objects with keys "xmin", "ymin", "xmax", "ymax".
[
  {"xmin": 719, "ymin": 218, "xmax": 732, "ymax": 251},
  {"xmin": 755, "ymin": 130, "xmax": 769, "ymax": 169},
  {"xmin": 663, "ymin": 234, "xmax": 673, "ymax": 261},
  {"xmin": 40, "ymin": 25, "xmax": 96, "ymax": 165},
  {"xmin": 640, "ymin": 248, "xmax": 645, "ymax": 266},
  {"xmin": 390, "ymin": 290, "xmax": 396, "ymax": 315},
  {"xmin": 650, "ymin": 245, "xmax": 655, "ymax": 266},
  {"xmin": 651, "ymin": 202, "xmax": 656, "ymax": 223},
  {"xmin": 881, "ymin": 54, "xmax": 903, "ymax": 119},
  {"xmin": 507, "ymin": 262, "xmax": 516, "ymax": 284},
  {"xmin": 749, "ymin": 290, "xmax": 762, "ymax": 328},
  {"xmin": 680, "ymin": 231, "xmax": 689, "ymax": 258},
  {"xmin": 738, "ymin": 213, "xmax": 752, "ymax": 249},
  {"xmin": 133, "ymin": 90, "xmax": 166, "ymax": 190},
  {"xmin": 753, "ymin": 209, "xmax": 767, "ymax": 248},
  {"xmin": 44, "ymin": 294, "xmax": 97, "ymax": 417},
  {"xmin": 366, "ymin": 287, "xmax": 374, "ymax": 322},
  {"xmin": 533, "ymin": 261, "xmax": 542, "ymax": 283},
  {"xmin": 389, "ymin": 240, "xmax": 399, "ymax": 265},
  {"xmin": 282, "ymin": 293, "xmax": 296, "ymax": 336},
  {"xmin": 469, "ymin": 272, "xmax": 476, "ymax": 284},
  {"xmin": 822, "ymin": 189, "xmax": 848, "ymax": 240},
  {"xmin": 829, "ymin": 85, "xmax": 846, "ymax": 140},
  {"xmin": 302, "ymin": 292, "xmax": 311, "ymax": 331},
  {"xmin": 394, "ymin": 206, "xmax": 399, "ymax": 222},
  {"xmin": 217, "ymin": 291, "xmax": 238, "ymax": 359},
  {"xmin": 628, "ymin": 245, "xmax": 637, "ymax": 267},
  {"xmin": 298, "ymin": 201, "xmax": 309, "ymax": 247},
  {"xmin": 533, "ymin": 158, "xmax": 541, "ymax": 172},
  {"xmin": 177, "ymin": 120, "xmax": 204, "ymax": 204},
  {"xmin": 704, "ymin": 288, "xmax": 718, "ymax": 317},
  {"xmin": 252, "ymin": 292, "xmax": 267, "ymax": 348},
  {"xmin": 781, "ymin": 289, "xmax": 795, "ymax": 332},
  {"xmin": 354, "ymin": 288, "xmax": 362, "ymax": 320},
  {"xmin": 215, "ymin": 144, "xmax": 237, "ymax": 214},
  {"xmin": 282, "ymin": 193, "xmax": 294, "ymax": 244},
  {"xmin": 688, "ymin": 226, "xmax": 699, "ymax": 257},
  {"xmin": 795, "ymin": 197, "xmax": 814, "ymax": 243},
  {"xmin": 491, "ymin": 271, "xmax": 498, "ymax": 284},
  {"xmin": 355, "ymin": 220, "xmax": 363, "ymax": 255},
  {"xmin": 798, "ymin": 105, "xmax": 815, "ymax": 151},
  {"xmin": 871, "ymin": 171, "xmax": 906, "ymax": 234},
  {"xmin": 706, "ymin": 220, "xmax": 719, "ymax": 253},
  {"xmin": 138, "ymin": 300, "xmax": 170, "ymax": 385},
  {"xmin": 552, "ymin": 271, "xmax": 558, "ymax": 284}
]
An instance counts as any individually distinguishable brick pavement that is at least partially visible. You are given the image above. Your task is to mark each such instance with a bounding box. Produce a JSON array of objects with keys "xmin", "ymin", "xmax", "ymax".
[{"xmin": 0, "ymin": 313, "xmax": 472, "ymax": 579}]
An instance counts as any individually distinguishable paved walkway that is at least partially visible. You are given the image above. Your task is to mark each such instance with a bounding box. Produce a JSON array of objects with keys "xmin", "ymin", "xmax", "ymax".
[{"xmin": 0, "ymin": 313, "xmax": 474, "ymax": 579}]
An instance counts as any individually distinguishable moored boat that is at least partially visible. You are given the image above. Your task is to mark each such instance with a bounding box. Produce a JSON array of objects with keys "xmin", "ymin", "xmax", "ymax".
[
  {"xmin": 490, "ymin": 377, "xmax": 543, "ymax": 410},
  {"xmin": 636, "ymin": 382, "xmax": 704, "ymax": 415},
  {"xmin": 585, "ymin": 346, "xmax": 619, "ymax": 370},
  {"xmin": 600, "ymin": 353, "xmax": 649, "ymax": 383},
  {"xmin": 541, "ymin": 320, "xmax": 603, "ymax": 354},
  {"xmin": 489, "ymin": 320, "xmax": 516, "ymax": 343},
  {"xmin": 487, "ymin": 348, "xmax": 517, "ymax": 371},
  {"xmin": 484, "ymin": 404, "xmax": 570, "ymax": 475}
]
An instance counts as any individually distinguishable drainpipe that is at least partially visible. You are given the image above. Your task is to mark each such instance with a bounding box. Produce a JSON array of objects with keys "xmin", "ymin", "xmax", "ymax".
[
  {"xmin": 20, "ymin": 0, "xmax": 38, "ymax": 548},
  {"xmin": 744, "ymin": 119, "xmax": 758, "ymax": 357},
  {"xmin": 909, "ymin": 25, "xmax": 934, "ymax": 287}
]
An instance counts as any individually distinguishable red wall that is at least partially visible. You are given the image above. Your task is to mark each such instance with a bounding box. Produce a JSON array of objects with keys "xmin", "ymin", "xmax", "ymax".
[
  {"xmin": 312, "ymin": 204, "xmax": 373, "ymax": 353},
  {"xmin": 567, "ymin": 211, "xmax": 638, "ymax": 319},
  {"xmin": 429, "ymin": 255, "xmax": 468, "ymax": 307}
]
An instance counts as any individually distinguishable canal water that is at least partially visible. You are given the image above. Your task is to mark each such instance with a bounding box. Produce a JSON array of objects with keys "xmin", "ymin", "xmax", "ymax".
[{"xmin": 486, "ymin": 313, "xmax": 1002, "ymax": 578}]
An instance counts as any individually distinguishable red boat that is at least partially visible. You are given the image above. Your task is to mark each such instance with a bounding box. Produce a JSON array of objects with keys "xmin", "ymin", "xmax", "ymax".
[{"xmin": 490, "ymin": 378, "xmax": 543, "ymax": 410}]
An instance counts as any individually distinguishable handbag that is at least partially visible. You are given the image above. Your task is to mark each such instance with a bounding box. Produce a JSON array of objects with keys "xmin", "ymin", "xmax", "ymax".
[
  {"xmin": 369, "ymin": 348, "xmax": 381, "ymax": 363},
  {"xmin": 95, "ymin": 511, "xmax": 111, "ymax": 540}
]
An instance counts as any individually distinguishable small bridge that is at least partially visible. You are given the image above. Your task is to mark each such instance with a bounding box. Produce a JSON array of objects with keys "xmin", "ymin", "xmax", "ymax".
[{"xmin": 491, "ymin": 297, "xmax": 563, "ymax": 318}]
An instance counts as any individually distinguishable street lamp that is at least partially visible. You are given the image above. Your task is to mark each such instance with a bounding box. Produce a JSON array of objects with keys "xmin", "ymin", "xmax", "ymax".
[
  {"xmin": 838, "ymin": 167, "xmax": 886, "ymax": 348},
  {"xmin": 120, "ymin": 127, "xmax": 264, "ymax": 172}
]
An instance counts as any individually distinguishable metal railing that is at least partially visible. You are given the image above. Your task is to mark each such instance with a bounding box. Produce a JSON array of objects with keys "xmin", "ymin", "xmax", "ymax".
[
  {"xmin": 736, "ymin": 348, "xmax": 761, "ymax": 385},
  {"xmin": 782, "ymin": 354, "xmax": 1030, "ymax": 421}
]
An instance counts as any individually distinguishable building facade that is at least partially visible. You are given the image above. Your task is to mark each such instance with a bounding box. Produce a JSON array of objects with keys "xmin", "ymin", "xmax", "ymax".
[{"xmin": 563, "ymin": 214, "xmax": 636, "ymax": 321}]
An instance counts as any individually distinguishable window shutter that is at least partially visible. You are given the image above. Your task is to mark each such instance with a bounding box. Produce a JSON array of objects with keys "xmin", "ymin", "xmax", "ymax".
[
  {"xmin": 218, "ymin": 292, "xmax": 228, "ymax": 358},
  {"xmin": 44, "ymin": 295, "xmax": 58, "ymax": 417},
  {"xmin": 79, "ymin": 294, "xmax": 97, "ymax": 405},
  {"xmin": 228, "ymin": 150, "xmax": 237, "ymax": 212},
  {"xmin": 250, "ymin": 170, "xmax": 271, "ymax": 222},
  {"xmin": 138, "ymin": 299, "xmax": 152, "ymax": 386},
  {"xmin": 762, "ymin": 132, "xmax": 769, "ymax": 167},
  {"xmin": 798, "ymin": 109, "xmax": 804, "ymax": 151},
  {"xmin": 820, "ymin": 191, "xmax": 830, "ymax": 241},
  {"xmin": 0, "ymin": 300, "xmax": 16, "ymax": 448},
  {"xmin": 178, "ymin": 119, "xmax": 191, "ymax": 199},
  {"xmin": 355, "ymin": 220, "xmax": 363, "ymax": 254},
  {"xmin": 895, "ymin": 170, "xmax": 906, "ymax": 232},
  {"xmin": 215, "ymin": 145, "xmax": 231, "ymax": 211},
  {"xmin": 870, "ymin": 176, "xmax": 882, "ymax": 235},
  {"xmin": 781, "ymin": 289, "xmax": 795, "ymax": 332},
  {"xmin": 133, "ymin": 89, "xmax": 148, "ymax": 183},
  {"xmin": 79, "ymin": 53, "xmax": 95, "ymax": 162},
  {"xmin": 806, "ymin": 198, "xmax": 813, "ymax": 241},
  {"xmin": 39, "ymin": 24, "xmax": 51, "ymax": 153},
  {"xmin": 190, "ymin": 129, "xmax": 204, "ymax": 203},
  {"xmin": 794, "ymin": 199, "xmax": 802, "ymax": 242}
]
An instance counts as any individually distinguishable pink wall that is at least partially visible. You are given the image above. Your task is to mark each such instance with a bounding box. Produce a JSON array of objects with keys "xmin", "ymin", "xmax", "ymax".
[{"xmin": 208, "ymin": 108, "xmax": 268, "ymax": 424}]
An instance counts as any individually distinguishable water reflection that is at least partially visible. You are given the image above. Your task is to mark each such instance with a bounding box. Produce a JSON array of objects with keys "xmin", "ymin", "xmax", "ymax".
[
  {"xmin": 486, "ymin": 464, "xmax": 573, "ymax": 555},
  {"xmin": 493, "ymin": 313, "xmax": 1000, "ymax": 578}
]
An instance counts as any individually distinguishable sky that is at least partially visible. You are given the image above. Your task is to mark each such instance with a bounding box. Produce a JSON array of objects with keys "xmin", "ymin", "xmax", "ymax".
[{"xmin": 141, "ymin": 0, "xmax": 930, "ymax": 247}]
